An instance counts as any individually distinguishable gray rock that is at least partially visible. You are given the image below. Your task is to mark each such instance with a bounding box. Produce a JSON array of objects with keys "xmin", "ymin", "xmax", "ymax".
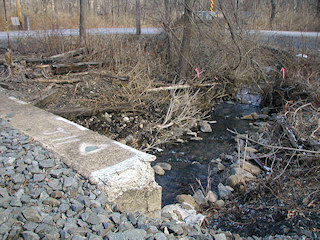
[
  {"xmin": 0, "ymin": 187, "xmax": 9, "ymax": 198},
  {"xmin": 226, "ymin": 175, "xmax": 245, "ymax": 188},
  {"xmin": 91, "ymin": 224, "xmax": 104, "ymax": 232},
  {"xmin": 0, "ymin": 209, "xmax": 10, "ymax": 224},
  {"xmin": 206, "ymin": 191, "xmax": 218, "ymax": 203},
  {"xmin": 23, "ymin": 222, "xmax": 39, "ymax": 231},
  {"xmin": 10, "ymin": 197, "xmax": 22, "ymax": 207},
  {"xmin": 39, "ymin": 190, "xmax": 50, "ymax": 202},
  {"xmin": 199, "ymin": 121, "xmax": 212, "ymax": 133},
  {"xmin": 0, "ymin": 196, "xmax": 11, "ymax": 208},
  {"xmin": 71, "ymin": 202, "xmax": 84, "ymax": 212},
  {"xmin": 15, "ymin": 188, "xmax": 25, "ymax": 199},
  {"xmin": 213, "ymin": 233, "xmax": 227, "ymax": 240},
  {"xmin": 215, "ymin": 200, "xmax": 225, "ymax": 209},
  {"xmin": 8, "ymin": 225, "xmax": 23, "ymax": 239},
  {"xmin": 35, "ymin": 154, "xmax": 46, "ymax": 161},
  {"xmin": 193, "ymin": 190, "xmax": 207, "ymax": 206},
  {"xmin": 22, "ymin": 207, "xmax": 43, "ymax": 223},
  {"xmin": 45, "ymin": 231, "xmax": 60, "ymax": 240},
  {"xmin": 71, "ymin": 236, "xmax": 86, "ymax": 240},
  {"xmin": 50, "ymin": 190, "xmax": 63, "ymax": 199},
  {"xmin": 80, "ymin": 211, "xmax": 90, "ymax": 222},
  {"xmin": 230, "ymin": 167, "xmax": 255, "ymax": 179},
  {"xmin": 64, "ymin": 177, "xmax": 78, "ymax": 188},
  {"xmin": 21, "ymin": 231, "xmax": 40, "ymax": 240},
  {"xmin": 48, "ymin": 179, "xmax": 62, "ymax": 190},
  {"xmin": 39, "ymin": 159, "xmax": 55, "ymax": 168},
  {"xmin": 110, "ymin": 212, "xmax": 121, "ymax": 224},
  {"xmin": 87, "ymin": 213, "xmax": 101, "ymax": 225},
  {"xmin": 0, "ymin": 222, "xmax": 10, "ymax": 234},
  {"xmin": 155, "ymin": 232, "xmax": 168, "ymax": 240},
  {"xmin": 119, "ymin": 221, "xmax": 134, "ymax": 232},
  {"xmin": 88, "ymin": 234, "xmax": 103, "ymax": 240},
  {"xmin": 33, "ymin": 173, "xmax": 46, "ymax": 182},
  {"xmin": 50, "ymin": 169, "xmax": 64, "ymax": 178},
  {"xmin": 43, "ymin": 197, "xmax": 60, "ymax": 207},
  {"xmin": 12, "ymin": 173, "xmax": 25, "ymax": 183},
  {"xmin": 163, "ymin": 222, "xmax": 184, "ymax": 235},
  {"xmin": 123, "ymin": 229, "xmax": 147, "ymax": 240},
  {"xmin": 59, "ymin": 203, "xmax": 70, "ymax": 213},
  {"xmin": 218, "ymin": 183, "xmax": 233, "ymax": 200},
  {"xmin": 156, "ymin": 163, "xmax": 172, "ymax": 171},
  {"xmin": 146, "ymin": 225, "xmax": 159, "ymax": 234},
  {"xmin": 107, "ymin": 232, "xmax": 126, "ymax": 240},
  {"xmin": 153, "ymin": 165, "xmax": 165, "ymax": 176}
]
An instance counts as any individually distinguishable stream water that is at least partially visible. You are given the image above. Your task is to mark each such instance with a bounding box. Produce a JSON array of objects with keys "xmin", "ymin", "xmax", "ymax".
[{"xmin": 154, "ymin": 102, "xmax": 260, "ymax": 206}]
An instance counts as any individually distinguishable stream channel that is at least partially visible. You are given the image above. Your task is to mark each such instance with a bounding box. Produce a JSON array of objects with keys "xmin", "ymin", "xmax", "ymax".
[{"xmin": 153, "ymin": 101, "xmax": 260, "ymax": 206}]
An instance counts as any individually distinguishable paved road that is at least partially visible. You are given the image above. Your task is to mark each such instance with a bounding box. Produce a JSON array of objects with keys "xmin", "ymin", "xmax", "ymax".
[
  {"xmin": 0, "ymin": 27, "xmax": 163, "ymax": 40},
  {"xmin": 0, "ymin": 27, "xmax": 318, "ymax": 50},
  {"xmin": 248, "ymin": 30, "xmax": 320, "ymax": 50}
]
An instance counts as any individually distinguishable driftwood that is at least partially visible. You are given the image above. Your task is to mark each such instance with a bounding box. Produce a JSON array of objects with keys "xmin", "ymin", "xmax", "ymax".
[
  {"xmin": 147, "ymin": 83, "xmax": 218, "ymax": 92},
  {"xmin": 52, "ymin": 62, "xmax": 100, "ymax": 75},
  {"xmin": 50, "ymin": 104, "xmax": 136, "ymax": 118},
  {"xmin": 49, "ymin": 48, "xmax": 86, "ymax": 60}
]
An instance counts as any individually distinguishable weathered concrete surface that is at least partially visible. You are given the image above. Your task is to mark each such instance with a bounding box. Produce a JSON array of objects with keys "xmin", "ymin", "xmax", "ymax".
[{"xmin": 0, "ymin": 90, "xmax": 162, "ymax": 216}]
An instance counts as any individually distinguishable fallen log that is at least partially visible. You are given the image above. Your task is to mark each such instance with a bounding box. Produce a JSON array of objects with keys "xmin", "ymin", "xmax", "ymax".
[
  {"xmin": 52, "ymin": 62, "xmax": 100, "ymax": 75},
  {"xmin": 49, "ymin": 48, "xmax": 86, "ymax": 60},
  {"xmin": 147, "ymin": 83, "xmax": 218, "ymax": 92},
  {"xmin": 49, "ymin": 104, "xmax": 136, "ymax": 118}
]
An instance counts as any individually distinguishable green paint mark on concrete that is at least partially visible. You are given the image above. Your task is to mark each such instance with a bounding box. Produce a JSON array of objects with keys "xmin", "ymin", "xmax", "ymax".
[{"xmin": 85, "ymin": 146, "xmax": 99, "ymax": 152}]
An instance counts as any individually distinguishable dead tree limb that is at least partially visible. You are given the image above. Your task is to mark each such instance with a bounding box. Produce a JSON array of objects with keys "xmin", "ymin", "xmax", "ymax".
[{"xmin": 52, "ymin": 62, "xmax": 100, "ymax": 74}]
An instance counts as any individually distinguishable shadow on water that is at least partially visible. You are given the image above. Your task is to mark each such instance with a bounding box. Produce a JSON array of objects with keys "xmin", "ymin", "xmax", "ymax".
[{"xmin": 154, "ymin": 102, "xmax": 260, "ymax": 206}]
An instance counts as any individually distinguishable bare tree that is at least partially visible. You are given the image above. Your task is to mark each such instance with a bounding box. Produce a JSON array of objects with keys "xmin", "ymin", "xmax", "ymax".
[
  {"xmin": 270, "ymin": 0, "xmax": 276, "ymax": 29},
  {"xmin": 79, "ymin": 0, "xmax": 86, "ymax": 42},
  {"xmin": 164, "ymin": 0, "xmax": 171, "ymax": 63},
  {"xmin": 136, "ymin": 0, "xmax": 141, "ymax": 35},
  {"xmin": 178, "ymin": 0, "xmax": 193, "ymax": 78}
]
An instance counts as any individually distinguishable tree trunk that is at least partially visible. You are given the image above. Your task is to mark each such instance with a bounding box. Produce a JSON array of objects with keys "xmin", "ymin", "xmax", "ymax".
[
  {"xmin": 79, "ymin": 0, "xmax": 87, "ymax": 43},
  {"xmin": 270, "ymin": 0, "xmax": 276, "ymax": 29},
  {"xmin": 164, "ymin": 0, "xmax": 171, "ymax": 63},
  {"xmin": 16, "ymin": 0, "xmax": 23, "ymax": 29},
  {"xmin": 178, "ymin": 0, "xmax": 193, "ymax": 78},
  {"xmin": 136, "ymin": 0, "xmax": 141, "ymax": 35},
  {"xmin": 317, "ymin": 0, "xmax": 320, "ymax": 18}
]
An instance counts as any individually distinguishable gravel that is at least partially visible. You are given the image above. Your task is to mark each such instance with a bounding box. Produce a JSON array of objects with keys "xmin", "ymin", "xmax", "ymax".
[{"xmin": 0, "ymin": 118, "xmax": 313, "ymax": 240}]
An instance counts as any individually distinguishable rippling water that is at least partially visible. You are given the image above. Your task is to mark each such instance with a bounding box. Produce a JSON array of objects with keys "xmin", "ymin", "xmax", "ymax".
[{"xmin": 154, "ymin": 102, "xmax": 259, "ymax": 206}]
